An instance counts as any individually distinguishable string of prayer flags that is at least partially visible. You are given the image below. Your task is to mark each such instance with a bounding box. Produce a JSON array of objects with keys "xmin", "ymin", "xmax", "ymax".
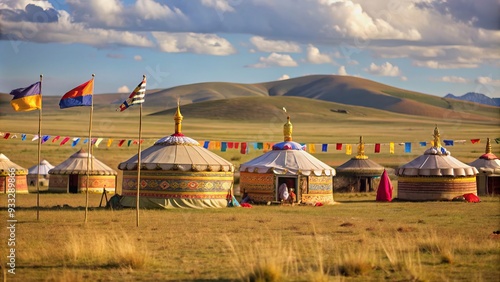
[
  {"xmin": 60, "ymin": 137, "xmax": 70, "ymax": 146},
  {"xmin": 322, "ymin": 144, "xmax": 328, "ymax": 152},
  {"xmin": 404, "ymin": 142, "xmax": 412, "ymax": 153},
  {"xmin": 345, "ymin": 144, "xmax": 352, "ymax": 155},
  {"xmin": 389, "ymin": 142, "xmax": 394, "ymax": 154}
]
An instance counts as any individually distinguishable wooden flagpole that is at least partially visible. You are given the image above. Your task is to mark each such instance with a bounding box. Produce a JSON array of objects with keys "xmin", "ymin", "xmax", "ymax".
[
  {"xmin": 84, "ymin": 74, "xmax": 95, "ymax": 224},
  {"xmin": 36, "ymin": 74, "xmax": 43, "ymax": 221},
  {"xmin": 136, "ymin": 74, "xmax": 146, "ymax": 227}
]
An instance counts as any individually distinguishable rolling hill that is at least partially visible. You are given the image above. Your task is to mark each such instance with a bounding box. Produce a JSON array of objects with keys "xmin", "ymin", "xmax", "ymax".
[{"xmin": 1, "ymin": 75, "xmax": 499, "ymax": 122}]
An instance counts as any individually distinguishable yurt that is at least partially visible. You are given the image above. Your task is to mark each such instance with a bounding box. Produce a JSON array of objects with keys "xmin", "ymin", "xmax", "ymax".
[
  {"xmin": 469, "ymin": 138, "xmax": 500, "ymax": 195},
  {"xmin": 0, "ymin": 154, "xmax": 28, "ymax": 193},
  {"xmin": 48, "ymin": 149, "xmax": 117, "ymax": 193},
  {"xmin": 396, "ymin": 126, "xmax": 478, "ymax": 201},
  {"xmin": 239, "ymin": 113, "xmax": 335, "ymax": 205},
  {"xmin": 336, "ymin": 136, "xmax": 385, "ymax": 192},
  {"xmin": 118, "ymin": 104, "xmax": 235, "ymax": 209},
  {"xmin": 28, "ymin": 159, "xmax": 54, "ymax": 187}
]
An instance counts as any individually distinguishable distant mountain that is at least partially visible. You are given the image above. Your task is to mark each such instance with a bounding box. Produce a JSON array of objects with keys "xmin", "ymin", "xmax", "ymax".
[{"xmin": 445, "ymin": 92, "xmax": 500, "ymax": 107}]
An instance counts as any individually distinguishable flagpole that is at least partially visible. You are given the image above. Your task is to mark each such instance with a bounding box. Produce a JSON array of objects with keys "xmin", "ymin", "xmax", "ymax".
[
  {"xmin": 84, "ymin": 74, "xmax": 95, "ymax": 224},
  {"xmin": 136, "ymin": 75, "xmax": 145, "ymax": 227},
  {"xmin": 36, "ymin": 74, "xmax": 43, "ymax": 221}
]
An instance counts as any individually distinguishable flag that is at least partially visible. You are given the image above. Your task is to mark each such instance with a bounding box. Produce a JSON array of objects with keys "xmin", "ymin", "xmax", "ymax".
[
  {"xmin": 116, "ymin": 77, "xmax": 146, "ymax": 111},
  {"xmin": 471, "ymin": 139, "xmax": 480, "ymax": 144},
  {"xmin": 10, "ymin": 81, "xmax": 41, "ymax": 112},
  {"xmin": 21, "ymin": 134, "xmax": 26, "ymax": 141},
  {"xmin": 345, "ymin": 144, "xmax": 352, "ymax": 155},
  {"xmin": 127, "ymin": 140, "xmax": 132, "ymax": 147},
  {"xmin": 41, "ymin": 135, "xmax": 50, "ymax": 144},
  {"xmin": 72, "ymin": 138, "xmax": 80, "ymax": 147},
  {"xmin": 221, "ymin": 142, "xmax": 227, "ymax": 152},
  {"xmin": 309, "ymin": 144, "xmax": 316, "ymax": 153},
  {"xmin": 83, "ymin": 138, "xmax": 89, "ymax": 144},
  {"xmin": 234, "ymin": 142, "xmax": 239, "ymax": 149},
  {"xmin": 118, "ymin": 140, "xmax": 126, "ymax": 147},
  {"xmin": 495, "ymin": 138, "xmax": 500, "ymax": 144},
  {"xmin": 322, "ymin": 144, "xmax": 328, "ymax": 152},
  {"xmin": 107, "ymin": 139, "xmax": 114, "ymax": 147},
  {"xmin": 389, "ymin": 142, "xmax": 394, "ymax": 154},
  {"xmin": 3, "ymin": 133, "xmax": 10, "ymax": 139},
  {"xmin": 404, "ymin": 142, "xmax": 412, "ymax": 153},
  {"xmin": 94, "ymin": 138, "xmax": 103, "ymax": 147},
  {"xmin": 227, "ymin": 142, "xmax": 234, "ymax": 149},
  {"xmin": 443, "ymin": 140, "xmax": 454, "ymax": 146},
  {"xmin": 336, "ymin": 143, "xmax": 342, "ymax": 150},
  {"xmin": 52, "ymin": 136, "xmax": 61, "ymax": 143},
  {"xmin": 60, "ymin": 137, "xmax": 70, "ymax": 145},
  {"xmin": 32, "ymin": 135, "xmax": 39, "ymax": 141},
  {"xmin": 203, "ymin": 141, "xmax": 210, "ymax": 149},
  {"xmin": 59, "ymin": 78, "xmax": 93, "ymax": 109},
  {"xmin": 419, "ymin": 141, "xmax": 427, "ymax": 147},
  {"xmin": 240, "ymin": 142, "xmax": 247, "ymax": 154},
  {"xmin": 374, "ymin": 143, "xmax": 381, "ymax": 153}
]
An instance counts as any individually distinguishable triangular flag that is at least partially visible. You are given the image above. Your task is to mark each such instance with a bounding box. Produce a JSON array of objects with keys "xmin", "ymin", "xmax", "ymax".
[
  {"xmin": 71, "ymin": 138, "xmax": 80, "ymax": 147},
  {"xmin": 471, "ymin": 139, "xmax": 480, "ymax": 144},
  {"xmin": 118, "ymin": 140, "xmax": 125, "ymax": 147},
  {"xmin": 94, "ymin": 138, "xmax": 103, "ymax": 147},
  {"xmin": 52, "ymin": 136, "xmax": 61, "ymax": 143},
  {"xmin": 60, "ymin": 137, "xmax": 70, "ymax": 145},
  {"xmin": 32, "ymin": 135, "xmax": 39, "ymax": 141},
  {"xmin": 41, "ymin": 135, "xmax": 50, "ymax": 144}
]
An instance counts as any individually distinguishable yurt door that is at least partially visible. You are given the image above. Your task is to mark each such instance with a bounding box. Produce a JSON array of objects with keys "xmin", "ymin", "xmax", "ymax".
[
  {"xmin": 276, "ymin": 177, "xmax": 298, "ymax": 203},
  {"xmin": 69, "ymin": 175, "xmax": 78, "ymax": 193}
]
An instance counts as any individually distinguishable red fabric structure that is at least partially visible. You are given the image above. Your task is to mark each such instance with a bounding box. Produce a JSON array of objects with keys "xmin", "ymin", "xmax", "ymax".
[
  {"xmin": 376, "ymin": 169, "xmax": 393, "ymax": 202},
  {"xmin": 463, "ymin": 193, "xmax": 480, "ymax": 203}
]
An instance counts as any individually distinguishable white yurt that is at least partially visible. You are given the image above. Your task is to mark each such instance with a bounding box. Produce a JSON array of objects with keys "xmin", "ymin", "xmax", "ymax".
[
  {"xmin": 0, "ymin": 153, "xmax": 28, "ymax": 193},
  {"xmin": 28, "ymin": 159, "xmax": 54, "ymax": 187}
]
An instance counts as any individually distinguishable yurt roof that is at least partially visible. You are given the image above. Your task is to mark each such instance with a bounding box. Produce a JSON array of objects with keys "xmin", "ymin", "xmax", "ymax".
[
  {"xmin": 0, "ymin": 153, "xmax": 28, "ymax": 176},
  {"xmin": 239, "ymin": 112, "xmax": 335, "ymax": 176},
  {"xmin": 118, "ymin": 103, "xmax": 234, "ymax": 172},
  {"xmin": 28, "ymin": 159, "xmax": 54, "ymax": 175},
  {"xmin": 336, "ymin": 136, "xmax": 385, "ymax": 176},
  {"xmin": 469, "ymin": 138, "xmax": 500, "ymax": 175},
  {"xmin": 396, "ymin": 126, "xmax": 478, "ymax": 177},
  {"xmin": 49, "ymin": 149, "xmax": 117, "ymax": 175}
]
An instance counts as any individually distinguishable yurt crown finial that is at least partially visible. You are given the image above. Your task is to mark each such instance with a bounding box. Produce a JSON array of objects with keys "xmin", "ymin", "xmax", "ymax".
[
  {"xmin": 355, "ymin": 136, "xmax": 368, "ymax": 160},
  {"xmin": 283, "ymin": 107, "xmax": 292, "ymax": 141},
  {"xmin": 486, "ymin": 137, "xmax": 492, "ymax": 154},
  {"xmin": 433, "ymin": 125, "xmax": 441, "ymax": 148},
  {"xmin": 174, "ymin": 99, "xmax": 183, "ymax": 134}
]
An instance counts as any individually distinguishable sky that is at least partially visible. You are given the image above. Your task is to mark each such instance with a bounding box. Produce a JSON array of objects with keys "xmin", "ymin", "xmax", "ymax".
[{"xmin": 0, "ymin": 0, "xmax": 499, "ymax": 98}]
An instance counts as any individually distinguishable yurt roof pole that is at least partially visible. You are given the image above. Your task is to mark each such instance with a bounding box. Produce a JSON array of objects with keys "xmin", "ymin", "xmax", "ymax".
[
  {"xmin": 283, "ymin": 107, "xmax": 292, "ymax": 142},
  {"xmin": 84, "ymin": 74, "xmax": 95, "ymax": 224},
  {"xmin": 36, "ymin": 74, "xmax": 43, "ymax": 221},
  {"xmin": 136, "ymin": 75, "xmax": 146, "ymax": 228}
]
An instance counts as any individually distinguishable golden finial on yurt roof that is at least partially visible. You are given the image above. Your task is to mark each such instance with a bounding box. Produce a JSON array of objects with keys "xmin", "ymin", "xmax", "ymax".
[
  {"xmin": 433, "ymin": 125, "xmax": 441, "ymax": 148},
  {"xmin": 485, "ymin": 137, "xmax": 492, "ymax": 154},
  {"xmin": 174, "ymin": 98, "xmax": 183, "ymax": 135},
  {"xmin": 355, "ymin": 136, "xmax": 368, "ymax": 160},
  {"xmin": 283, "ymin": 107, "xmax": 292, "ymax": 141}
]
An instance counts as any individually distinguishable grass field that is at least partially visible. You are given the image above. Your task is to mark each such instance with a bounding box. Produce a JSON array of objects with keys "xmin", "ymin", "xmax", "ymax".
[{"xmin": 1, "ymin": 193, "xmax": 499, "ymax": 281}]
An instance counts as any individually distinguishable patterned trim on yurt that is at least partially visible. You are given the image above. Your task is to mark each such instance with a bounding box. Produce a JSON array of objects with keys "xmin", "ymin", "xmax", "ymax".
[
  {"xmin": 308, "ymin": 176, "xmax": 333, "ymax": 194},
  {"xmin": 239, "ymin": 172, "xmax": 275, "ymax": 203},
  {"xmin": 78, "ymin": 175, "xmax": 116, "ymax": 193},
  {"xmin": 1, "ymin": 175, "xmax": 28, "ymax": 194},
  {"xmin": 121, "ymin": 170, "xmax": 233, "ymax": 199},
  {"xmin": 398, "ymin": 176, "xmax": 477, "ymax": 201}
]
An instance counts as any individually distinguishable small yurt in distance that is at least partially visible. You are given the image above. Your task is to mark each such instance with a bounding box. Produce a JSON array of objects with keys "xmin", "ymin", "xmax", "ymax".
[
  {"xmin": 28, "ymin": 159, "xmax": 54, "ymax": 187},
  {"xmin": 48, "ymin": 149, "xmax": 117, "ymax": 193},
  {"xmin": 118, "ymin": 104, "xmax": 235, "ymax": 209},
  {"xmin": 396, "ymin": 126, "xmax": 478, "ymax": 201},
  {"xmin": 336, "ymin": 136, "xmax": 385, "ymax": 192},
  {"xmin": 469, "ymin": 138, "xmax": 500, "ymax": 195},
  {"xmin": 239, "ymin": 112, "xmax": 335, "ymax": 205},
  {"xmin": 0, "ymin": 154, "xmax": 28, "ymax": 193}
]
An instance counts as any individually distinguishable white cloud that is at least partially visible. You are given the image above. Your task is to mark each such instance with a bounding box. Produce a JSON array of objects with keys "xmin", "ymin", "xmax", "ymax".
[
  {"xmin": 250, "ymin": 36, "xmax": 301, "ymax": 53},
  {"xmin": 153, "ymin": 32, "xmax": 236, "ymax": 55},
  {"xmin": 117, "ymin": 85, "xmax": 130, "ymax": 93},
  {"xmin": 365, "ymin": 62, "xmax": 401, "ymax": 77},
  {"xmin": 306, "ymin": 44, "xmax": 332, "ymax": 64},
  {"xmin": 135, "ymin": 0, "xmax": 177, "ymax": 20},
  {"xmin": 437, "ymin": 76, "xmax": 469, "ymax": 83},
  {"xmin": 338, "ymin": 66, "xmax": 348, "ymax": 75},
  {"xmin": 134, "ymin": 55, "xmax": 143, "ymax": 61},
  {"xmin": 247, "ymin": 53, "xmax": 298, "ymax": 68},
  {"xmin": 201, "ymin": 0, "xmax": 235, "ymax": 13},
  {"xmin": 278, "ymin": 74, "xmax": 290, "ymax": 80},
  {"xmin": 67, "ymin": 0, "xmax": 125, "ymax": 27},
  {"xmin": 475, "ymin": 76, "xmax": 500, "ymax": 86}
]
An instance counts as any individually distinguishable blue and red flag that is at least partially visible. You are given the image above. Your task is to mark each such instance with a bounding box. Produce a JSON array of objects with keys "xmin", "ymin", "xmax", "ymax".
[
  {"xmin": 10, "ymin": 81, "xmax": 41, "ymax": 111},
  {"xmin": 59, "ymin": 79, "xmax": 93, "ymax": 109}
]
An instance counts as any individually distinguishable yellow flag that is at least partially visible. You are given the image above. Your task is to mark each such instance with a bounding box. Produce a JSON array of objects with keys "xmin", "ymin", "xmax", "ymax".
[
  {"xmin": 346, "ymin": 144, "xmax": 352, "ymax": 155},
  {"xmin": 389, "ymin": 142, "xmax": 394, "ymax": 154},
  {"xmin": 107, "ymin": 138, "xmax": 113, "ymax": 148},
  {"xmin": 309, "ymin": 144, "xmax": 316, "ymax": 153}
]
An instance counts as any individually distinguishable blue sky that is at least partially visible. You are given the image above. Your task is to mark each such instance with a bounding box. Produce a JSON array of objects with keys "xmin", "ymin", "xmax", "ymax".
[{"xmin": 0, "ymin": 0, "xmax": 499, "ymax": 97}]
